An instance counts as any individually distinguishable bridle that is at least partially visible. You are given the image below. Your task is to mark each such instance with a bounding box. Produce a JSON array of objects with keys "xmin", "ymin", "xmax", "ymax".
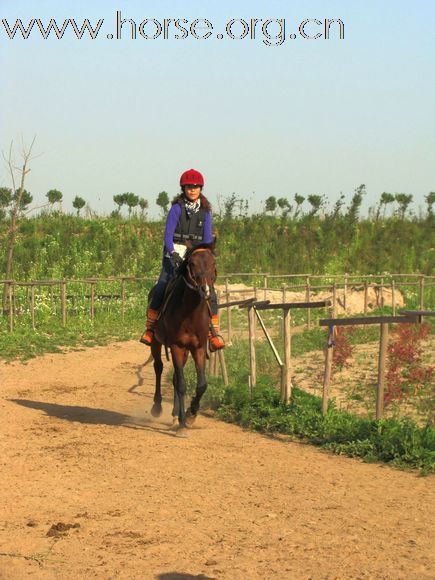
[{"xmin": 182, "ymin": 248, "xmax": 215, "ymax": 300}]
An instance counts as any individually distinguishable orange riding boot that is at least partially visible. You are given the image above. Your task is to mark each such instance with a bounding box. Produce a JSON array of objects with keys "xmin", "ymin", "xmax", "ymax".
[
  {"xmin": 139, "ymin": 307, "xmax": 160, "ymax": 346},
  {"xmin": 209, "ymin": 314, "xmax": 225, "ymax": 352}
]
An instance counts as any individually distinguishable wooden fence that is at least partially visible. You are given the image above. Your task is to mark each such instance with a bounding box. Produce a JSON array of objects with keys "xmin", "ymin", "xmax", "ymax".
[{"xmin": 0, "ymin": 273, "xmax": 433, "ymax": 334}]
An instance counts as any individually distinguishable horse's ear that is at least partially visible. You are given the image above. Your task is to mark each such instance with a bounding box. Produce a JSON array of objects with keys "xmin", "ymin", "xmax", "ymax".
[
  {"xmin": 210, "ymin": 236, "xmax": 217, "ymax": 253},
  {"xmin": 185, "ymin": 240, "xmax": 193, "ymax": 250}
]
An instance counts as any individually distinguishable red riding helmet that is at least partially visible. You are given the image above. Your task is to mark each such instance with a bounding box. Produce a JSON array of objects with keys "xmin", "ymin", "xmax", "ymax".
[{"xmin": 180, "ymin": 168, "xmax": 204, "ymax": 187}]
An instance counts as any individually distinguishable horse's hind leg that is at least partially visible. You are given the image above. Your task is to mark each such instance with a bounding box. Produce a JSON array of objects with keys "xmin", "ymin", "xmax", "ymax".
[
  {"xmin": 151, "ymin": 341, "xmax": 163, "ymax": 417},
  {"xmin": 186, "ymin": 346, "xmax": 207, "ymax": 427}
]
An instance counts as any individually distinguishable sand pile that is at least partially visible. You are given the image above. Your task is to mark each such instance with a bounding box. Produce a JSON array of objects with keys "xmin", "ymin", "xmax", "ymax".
[{"xmin": 215, "ymin": 283, "xmax": 404, "ymax": 315}]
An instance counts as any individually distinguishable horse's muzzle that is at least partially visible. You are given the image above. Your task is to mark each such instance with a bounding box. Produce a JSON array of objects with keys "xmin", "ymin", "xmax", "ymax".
[{"xmin": 199, "ymin": 284, "xmax": 211, "ymax": 300}]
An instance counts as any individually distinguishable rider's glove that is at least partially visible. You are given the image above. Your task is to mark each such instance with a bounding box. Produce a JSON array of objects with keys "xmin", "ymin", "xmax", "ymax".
[{"xmin": 170, "ymin": 252, "xmax": 183, "ymax": 270}]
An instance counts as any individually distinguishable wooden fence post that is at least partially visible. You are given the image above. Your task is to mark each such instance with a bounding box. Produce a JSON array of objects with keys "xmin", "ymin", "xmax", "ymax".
[
  {"xmin": 332, "ymin": 283, "xmax": 337, "ymax": 317},
  {"xmin": 376, "ymin": 323, "xmax": 389, "ymax": 420},
  {"xmin": 364, "ymin": 281, "xmax": 368, "ymax": 314},
  {"xmin": 391, "ymin": 280, "xmax": 396, "ymax": 315},
  {"xmin": 281, "ymin": 308, "xmax": 292, "ymax": 403},
  {"xmin": 248, "ymin": 305, "xmax": 256, "ymax": 388},
  {"xmin": 343, "ymin": 273, "xmax": 348, "ymax": 312},
  {"xmin": 225, "ymin": 276, "xmax": 232, "ymax": 344},
  {"xmin": 8, "ymin": 282, "xmax": 13, "ymax": 332},
  {"xmin": 322, "ymin": 331, "xmax": 334, "ymax": 415},
  {"xmin": 121, "ymin": 278, "xmax": 126, "ymax": 321},
  {"xmin": 90, "ymin": 282, "xmax": 95, "ymax": 322},
  {"xmin": 31, "ymin": 284, "xmax": 35, "ymax": 330},
  {"xmin": 61, "ymin": 279, "xmax": 67, "ymax": 327},
  {"xmin": 12, "ymin": 282, "xmax": 16, "ymax": 315},
  {"xmin": 306, "ymin": 276, "xmax": 311, "ymax": 330},
  {"xmin": 419, "ymin": 276, "xmax": 425, "ymax": 310},
  {"xmin": 50, "ymin": 284, "xmax": 55, "ymax": 314},
  {"xmin": 218, "ymin": 350, "xmax": 229, "ymax": 386},
  {"xmin": 208, "ymin": 352, "xmax": 216, "ymax": 377}
]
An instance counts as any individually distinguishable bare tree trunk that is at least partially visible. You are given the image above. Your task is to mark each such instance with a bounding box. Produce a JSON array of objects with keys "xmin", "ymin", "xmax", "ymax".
[{"xmin": 2, "ymin": 137, "xmax": 36, "ymax": 312}]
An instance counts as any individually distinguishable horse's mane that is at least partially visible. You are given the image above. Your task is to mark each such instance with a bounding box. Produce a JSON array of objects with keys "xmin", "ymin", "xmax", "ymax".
[
  {"xmin": 185, "ymin": 242, "xmax": 216, "ymax": 259},
  {"xmin": 176, "ymin": 242, "xmax": 214, "ymax": 273}
]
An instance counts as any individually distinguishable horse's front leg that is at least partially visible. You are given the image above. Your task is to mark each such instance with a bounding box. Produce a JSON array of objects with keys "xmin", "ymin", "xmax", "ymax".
[
  {"xmin": 172, "ymin": 373, "xmax": 180, "ymax": 426},
  {"xmin": 151, "ymin": 341, "xmax": 163, "ymax": 417},
  {"xmin": 186, "ymin": 346, "xmax": 207, "ymax": 427},
  {"xmin": 171, "ymin": 346, "xmax": 189, "ymax": 435}
]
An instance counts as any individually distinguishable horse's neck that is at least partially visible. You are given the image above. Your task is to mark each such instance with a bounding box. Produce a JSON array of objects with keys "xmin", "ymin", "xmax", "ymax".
[
  {"xmin": 181, "ymin": 284, "xmax": 204, "ymax": 315},
  {"xmin": 167, "ymin": 276, "xmax": 203, "ymax": 316}
]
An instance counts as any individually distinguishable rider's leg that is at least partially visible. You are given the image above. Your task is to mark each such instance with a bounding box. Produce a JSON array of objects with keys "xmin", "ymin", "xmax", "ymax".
[
  {"xmin": 140, "ymin": 258, "xmax": 174, "ymax": 345},
  {"xmin": 208, "ymin": 287, "xmax": 225, "ymax": 352}
]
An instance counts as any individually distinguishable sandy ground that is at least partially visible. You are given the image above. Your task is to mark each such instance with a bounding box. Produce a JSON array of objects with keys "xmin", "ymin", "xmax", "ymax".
[
  {"xmin": 216, "ymin": 284, "xmax": 404, "ymax": 315},
  {"xmin": 0, "ymin": 341, "xmax": 434, "ymax": 580}
]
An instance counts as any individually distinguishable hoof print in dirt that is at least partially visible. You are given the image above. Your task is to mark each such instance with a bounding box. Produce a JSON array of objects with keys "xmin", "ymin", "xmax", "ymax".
[{"xmin": 46, "ymin": 522, "xmax": 80, "ymax": 537}]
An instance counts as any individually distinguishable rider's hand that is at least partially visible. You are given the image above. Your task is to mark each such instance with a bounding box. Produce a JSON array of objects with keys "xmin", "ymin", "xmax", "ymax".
[{"xmin": 170, "ymin": 252, "xmax": 183, "ymax": 270}]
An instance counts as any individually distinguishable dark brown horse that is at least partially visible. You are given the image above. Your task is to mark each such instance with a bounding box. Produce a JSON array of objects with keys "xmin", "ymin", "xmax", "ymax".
[{"xmin": 148, "ymin": 241, "xmax": 217, "ymax": 435}]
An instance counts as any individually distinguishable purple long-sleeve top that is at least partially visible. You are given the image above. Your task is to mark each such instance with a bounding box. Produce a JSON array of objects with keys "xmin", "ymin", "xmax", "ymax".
[{"xmin": 163, "ymin": 203, "xmax": 212, "ymax": 255}]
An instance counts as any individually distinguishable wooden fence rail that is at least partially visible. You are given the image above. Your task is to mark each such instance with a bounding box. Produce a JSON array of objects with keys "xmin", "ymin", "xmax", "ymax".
[{"xmin": 1, "ymin": 274, "xmax": 433, "ymax": 336}]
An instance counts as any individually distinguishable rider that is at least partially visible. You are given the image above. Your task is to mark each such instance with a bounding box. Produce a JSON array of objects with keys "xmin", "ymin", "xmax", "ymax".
[{"xmin": 140, "ymin": 168, "xmax": 225, "ymax": 352}]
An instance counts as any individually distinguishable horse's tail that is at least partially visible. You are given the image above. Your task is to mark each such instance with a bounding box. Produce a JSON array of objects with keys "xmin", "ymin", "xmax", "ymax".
[{"xmin": 143, "ymin": 352, "xmax": 154, "ymax": 366}]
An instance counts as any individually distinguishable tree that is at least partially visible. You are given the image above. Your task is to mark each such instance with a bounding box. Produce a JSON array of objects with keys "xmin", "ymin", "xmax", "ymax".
[
  {"xmin": 277, "ymin": 197, "xmax": 291, "ymax": 216},
  {"xmin": 113, "ymin": 193, "xmax": 126, "ymax": 215},
  {"xmin": 2, "ymin": 137, "xmax": 36, "ymax": 310},
  {"xmin": 156, "ymin": 191, "xmax": 169, "ymax": 216},
  {"xmin": 139, "ymin": 197, "xmax": 149, "ymax": 219},
  {"xmin": 294, "ymin": 193, "xmax": 305, "ymax": 218},
  {"xmin": 265, "ymin": 195, "xmax": 277, "ymax": 214},
  {"xmin": 395, "ymin": 193, "xmax": 413, "ymax": 219},
  {"xmin": 346, "ymin": 184, "xmax": 366, "ymax": 222},
  {"xmin": 331, "ymin": 193, "xmax": 345, "ymax": 219},
  {"xmin": 72, "ymin": 195, "xmax": 86, "ymax": 217},
  {"xmin": 425, "ymin": 192, "xmax": 435, "ymax": 217},
  {"xmin": 0, "ymin": 186, "xmax": 13, "ymax": 208},
  {"xmin": 46, "ymin": 188, "xmax": 63, "ymax": 212},
  {"xmin": 14, "ymin": 189, "xmax": 33, "ymax": 214},
  {"xmin": 307, "ymin": 194, "xmax": 323, "ymax": 216},
  {"xmin": 0, "ymin": 187, "xmax": 12, "ymax": 223},
  {"xmin": 124, "ymin": 192, "xmax": 139, "ymax": 217},
  {"xmin": 379, "ymin": 192, "xmax": 395, "ymax": 218}
]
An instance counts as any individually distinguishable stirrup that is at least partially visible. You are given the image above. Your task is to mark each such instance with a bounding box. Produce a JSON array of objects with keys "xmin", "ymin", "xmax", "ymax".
[
  {"xmin": 209, "ymin": 334, "xmax": 225, "ymax": 352},
  {"xmin": 139, "ymin": 329, "xmax": 154, "ymax": 346}
]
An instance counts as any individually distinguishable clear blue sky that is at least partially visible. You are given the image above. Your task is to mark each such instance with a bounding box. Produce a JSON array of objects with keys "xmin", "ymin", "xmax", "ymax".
[{"xmin": 0, "ymin": 0, "xmax": 434, "ymax": 217}]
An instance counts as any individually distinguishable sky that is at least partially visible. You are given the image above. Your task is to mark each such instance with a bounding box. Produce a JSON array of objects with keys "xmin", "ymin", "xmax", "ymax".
[{"xmin": 0, "ymin": 0, "xmax": 434, "ymax": 218}]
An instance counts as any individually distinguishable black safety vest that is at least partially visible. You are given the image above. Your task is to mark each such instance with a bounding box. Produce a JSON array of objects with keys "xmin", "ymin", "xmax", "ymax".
[{"xmin": 173, "ymin": 203, "xmax": 206, "ymax": 244}]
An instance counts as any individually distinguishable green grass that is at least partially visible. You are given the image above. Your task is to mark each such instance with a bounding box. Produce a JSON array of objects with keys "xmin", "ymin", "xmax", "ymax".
[
  {"xmin": 0, "ymin": 313, "xmax": 143, "ymax": 361},
  {"xmin": 185, "ymin": 334, "xmax": 435, "ymax": 474}
]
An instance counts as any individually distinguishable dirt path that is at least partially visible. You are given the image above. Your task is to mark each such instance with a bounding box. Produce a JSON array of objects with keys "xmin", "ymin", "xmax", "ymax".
[{"xmin": 0, "ymin": 342, "xmax": 433, "ymax": 579}]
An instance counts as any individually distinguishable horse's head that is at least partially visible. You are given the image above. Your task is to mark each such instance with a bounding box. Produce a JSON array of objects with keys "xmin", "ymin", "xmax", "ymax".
[{"xmin": 183, "ymin": 241, "xmax": 216, "ymax": 301}]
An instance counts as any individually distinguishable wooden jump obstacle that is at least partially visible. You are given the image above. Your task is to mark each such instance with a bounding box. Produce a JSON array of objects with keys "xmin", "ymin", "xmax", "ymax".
[
  {"xmin": 239, "ymin": 299, "xmax": 331, "ymax": 403},
  {"xmin": 319, "ymin": 314, "xmax": 420, "ymax": 419}
]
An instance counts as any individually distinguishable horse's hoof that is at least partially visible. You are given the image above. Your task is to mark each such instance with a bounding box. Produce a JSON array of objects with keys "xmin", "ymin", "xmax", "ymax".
[
  {"xmin": 185, "ymin": 410, "xmax": 197, "ymax": 428},
  {"xmin": 170, "ymin": 417, "xmax": 179, "ymax": 430},
  {"xmin": 176, "ymin": 427, "xmax": 188, "ymax": 438},
  {"xmin": 151, "ymin": 404, "xmax": 163, "ymax": 417}
]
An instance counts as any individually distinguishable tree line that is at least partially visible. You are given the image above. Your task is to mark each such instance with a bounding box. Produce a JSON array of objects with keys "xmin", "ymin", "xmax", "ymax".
[{"xmin": 1, "ymin": 185, "xmax": 433, "ymax": 222}]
